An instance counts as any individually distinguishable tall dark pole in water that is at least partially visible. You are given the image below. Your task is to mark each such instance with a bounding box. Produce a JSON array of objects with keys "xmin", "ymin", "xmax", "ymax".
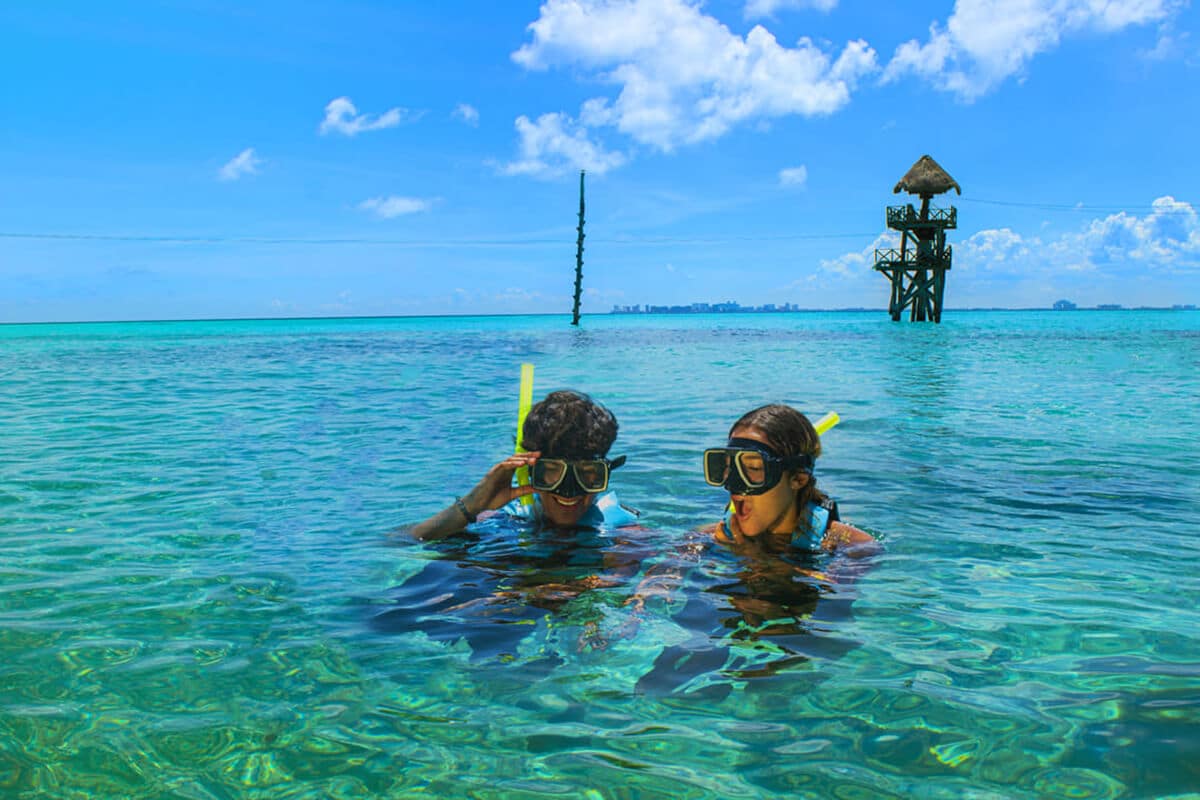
[{"xmin": 572, "ymin": 170, "xmax": 586, "ymax": 326}]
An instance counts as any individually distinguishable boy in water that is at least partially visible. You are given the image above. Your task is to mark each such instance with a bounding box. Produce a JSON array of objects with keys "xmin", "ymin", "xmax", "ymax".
[
  {"xmin": 387, "ymin": 391, "xmax": 641, "ymax": 658},
  {"xmin": 410, "ymin": 389, "xmax": 639, "ymax": 539}
]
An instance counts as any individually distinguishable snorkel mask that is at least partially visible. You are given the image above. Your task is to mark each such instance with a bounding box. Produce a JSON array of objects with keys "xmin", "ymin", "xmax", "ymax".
[
  {"xmin": 703, "ymin": 438, "xmax": 812, "ymax": 496},
  {"xmin": 531, "ymin": 455, "xmax": 626, "ymax": 498}
]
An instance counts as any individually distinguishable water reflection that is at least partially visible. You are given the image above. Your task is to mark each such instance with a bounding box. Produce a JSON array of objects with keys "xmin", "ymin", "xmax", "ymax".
[
  {"xmin": 368, "ymin": 518, "xmax": 870, "ymax": 702},
  {"xmin": 633, "ymin": 538, "xmax": 868, "ymax": 697},
  {"xmin": 370, "ymin": 520, "xmax": 655, "ymax": 662}
]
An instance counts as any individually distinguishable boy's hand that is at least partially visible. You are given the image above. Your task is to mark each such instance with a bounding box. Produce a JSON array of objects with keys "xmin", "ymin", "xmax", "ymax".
[{"xmin": 462, "ymin": 452, "xmax": 541, "ymax": 514}]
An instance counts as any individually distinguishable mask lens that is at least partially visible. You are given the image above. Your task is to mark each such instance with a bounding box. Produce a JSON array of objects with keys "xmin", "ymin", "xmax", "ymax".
[
  {"xmin": 736, "ymin": 451, "xmax": 767, "ymax": 487},
  {"xmin": 705, "ymin": 446, "xmax": 783, "ymax": 495},
  {"xmin": 574, "ymin": 460, "xmax": 608, "ymax": 492},
  {"xmin": 532, "ymin": 459, "xmax": 566, "ymax": 490},
  {"xmin": 703, "ymin": 450, "xmax": 733, "ymax": 486}
]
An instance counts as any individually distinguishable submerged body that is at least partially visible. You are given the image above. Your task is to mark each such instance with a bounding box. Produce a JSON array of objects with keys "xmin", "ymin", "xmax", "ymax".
[{"xmin": 376, "ymin": 491, "xmax": 648, "ymax": 659}]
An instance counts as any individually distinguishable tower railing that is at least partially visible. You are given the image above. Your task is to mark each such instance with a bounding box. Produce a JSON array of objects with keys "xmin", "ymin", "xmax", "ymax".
[
  {"xmin": 873, "ymin": 245, "xmax": 953, "ymax": 270},
  {"xmin": 885, "ymin": 205, "xmax": 957, "ymax": 228}
]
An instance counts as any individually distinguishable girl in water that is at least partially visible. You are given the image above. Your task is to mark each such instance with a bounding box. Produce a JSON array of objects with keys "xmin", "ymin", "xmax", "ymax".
[
  {"xmin": 703, "ymin": 404, "xmax": 875, "ymax": 553},
  {"xmin": 624, "ymin": 404, "xmax": 875, "ymax": 693}
]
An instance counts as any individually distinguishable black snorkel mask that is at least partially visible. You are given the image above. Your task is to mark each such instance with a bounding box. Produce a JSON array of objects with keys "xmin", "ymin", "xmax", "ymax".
[
  {"xmin": 703, "ymin": 438, "xmax": 813, "ymax": 496},
  {"xmin": 531, "ymin": 455, "xmax": 626, "ymax": 499}
]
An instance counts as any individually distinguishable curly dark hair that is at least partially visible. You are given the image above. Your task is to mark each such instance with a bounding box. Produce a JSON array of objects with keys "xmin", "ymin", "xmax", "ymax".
[
  {"xmin": 522, "ymin": 390, "xmax": 618, "ymax": 458},
  {"xmin": 730, "ymin": 404, "xmax": 830, "ymax": 526}
]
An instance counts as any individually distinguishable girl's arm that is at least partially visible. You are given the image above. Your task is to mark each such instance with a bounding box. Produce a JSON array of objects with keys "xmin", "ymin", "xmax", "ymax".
[{"xmin": 822, "ymin": 520, "xmax": 881, "ymax": 556}]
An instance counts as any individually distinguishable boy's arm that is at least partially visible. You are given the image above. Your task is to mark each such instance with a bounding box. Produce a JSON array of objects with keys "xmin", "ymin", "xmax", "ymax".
[{"xmin": 408, "ymin": 453, "xmax": 540, "ymax": 541}]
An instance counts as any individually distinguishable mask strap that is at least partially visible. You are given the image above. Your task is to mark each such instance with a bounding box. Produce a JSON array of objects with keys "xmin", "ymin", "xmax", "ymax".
[{"xmin": 726, "ymin": 437, "xmax": 776, "ymax": 453}]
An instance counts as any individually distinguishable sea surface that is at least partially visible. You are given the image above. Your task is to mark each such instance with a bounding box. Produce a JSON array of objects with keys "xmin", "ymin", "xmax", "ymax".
[{"xmin": 1, "ymin": 310, "xmax": 1198, "ymax": 799}]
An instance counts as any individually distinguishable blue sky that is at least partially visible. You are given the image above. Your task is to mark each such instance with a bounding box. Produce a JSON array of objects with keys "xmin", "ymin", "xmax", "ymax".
[{"xmin": 2, "ymin": 0, "xmax": 1198, "ymax": 322}]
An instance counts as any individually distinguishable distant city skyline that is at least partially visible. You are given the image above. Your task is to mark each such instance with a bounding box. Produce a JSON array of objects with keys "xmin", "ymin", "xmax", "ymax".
[
  {"xmin": 3, "ymin": 1, "xmax": 1198, "ymax": 323},
  {"xmin": 611, "ymin": 300, "xmax": 1199, "ymax": 315}
]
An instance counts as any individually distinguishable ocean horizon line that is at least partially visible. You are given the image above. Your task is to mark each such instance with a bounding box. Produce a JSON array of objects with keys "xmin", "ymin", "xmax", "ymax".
[{"xmin": 1, "ymin": 305, "xmax": 1195, "ymax": 328}]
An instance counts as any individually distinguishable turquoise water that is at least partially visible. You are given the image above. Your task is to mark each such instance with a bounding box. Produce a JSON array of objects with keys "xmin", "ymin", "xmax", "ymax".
[{"xmin": 2, "ymin": 310, "xmax": 1198, "ymax": 798}]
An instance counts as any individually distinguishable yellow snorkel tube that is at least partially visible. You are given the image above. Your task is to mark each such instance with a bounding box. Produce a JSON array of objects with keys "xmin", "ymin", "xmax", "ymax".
[
  {"xmin": 515, "ymin": 363, "xmax": 535, "ymax": 506},
  {"xmin": 813, "ymin": 411, "xmax": 840, "ymax": 437}
]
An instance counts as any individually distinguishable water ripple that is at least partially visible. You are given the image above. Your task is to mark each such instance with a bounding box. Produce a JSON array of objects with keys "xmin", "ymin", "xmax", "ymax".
[{"xmin": 1, "ymin": 311, "xmax": 1198, "ymax": 797}]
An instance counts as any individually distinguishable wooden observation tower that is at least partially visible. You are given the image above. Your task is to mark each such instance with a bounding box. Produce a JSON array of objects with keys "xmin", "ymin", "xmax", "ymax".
[{"xmin": 873, "ymin": 155, "xmax": 961, "ymax": 322}]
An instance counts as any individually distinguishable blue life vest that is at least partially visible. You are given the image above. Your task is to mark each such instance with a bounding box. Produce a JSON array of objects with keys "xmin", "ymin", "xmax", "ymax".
[
  {"xmin": 499, "ymin": 490, "xmax": 640, "ymax": 530},
  {"xmin": 725, "ymin": 498, "xmax": 839, "ymax": 550}
]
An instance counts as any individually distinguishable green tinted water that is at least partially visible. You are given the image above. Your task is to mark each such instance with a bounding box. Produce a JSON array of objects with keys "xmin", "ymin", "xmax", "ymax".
[{"xmin": 1, "ymin": 311, "xmax": 1198, "ymax": 798}]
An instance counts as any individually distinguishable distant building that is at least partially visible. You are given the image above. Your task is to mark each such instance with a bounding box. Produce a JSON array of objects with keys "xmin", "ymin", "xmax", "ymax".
[
  {"xmin": 1052, "ymin": 299, "xmax": 1077, "ymax": 310},
  {"xmin": 609, "ymin": 300, "xmax": 832, "ymax": 315},
  {"xmin": 1096, "ymin": 304, "xmax": 1122, "ymax": 310}
]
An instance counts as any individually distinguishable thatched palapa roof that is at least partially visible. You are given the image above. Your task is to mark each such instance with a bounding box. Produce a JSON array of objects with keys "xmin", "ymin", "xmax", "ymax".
[{"xmin": 893, "ymin": 155, "xmax": 961, "ymax": 197}]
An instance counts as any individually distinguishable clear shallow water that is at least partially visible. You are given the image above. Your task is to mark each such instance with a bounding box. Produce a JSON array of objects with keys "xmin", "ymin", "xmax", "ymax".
[{"xmin": 2, "ymin": 310, "xmax": 1198, "ymax": 798}]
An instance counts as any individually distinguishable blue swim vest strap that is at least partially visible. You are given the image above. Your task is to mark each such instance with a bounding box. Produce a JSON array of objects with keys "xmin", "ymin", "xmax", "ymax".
[
  {"xmin": 581, "ymin": 490, "xmax": 640, "ymax": 528},
  {"xmin": 796, "ymin": 498, "xmax": 840, "ymax": 550}
]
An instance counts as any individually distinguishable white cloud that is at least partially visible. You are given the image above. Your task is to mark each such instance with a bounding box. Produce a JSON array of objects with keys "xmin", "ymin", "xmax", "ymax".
[
  {"xmin": 501, "ymin": 112, "xmax": 627, "ymax": 177},
  {"xmin": 815, "ymin": 197, "xmax": 1200, "ymax": 305},
  {"xmin": 511, "ymin": 0, "xmax": 877, "ymax": 154},
  {"xmin": 453, "ymin": 103, "xmax": 480, "ymax": 126},
  {"xmin": 358, "ymin": 195, "xmax": 433, "ymax": 218},
  {"xmin": 745, "ymin": 0, "xmax": 837, "ymax": 19},
  {"xmin": 779, "ymin": 164, "xmax": 808, "ymax": 186},
  {"xmin": 1140, "ymin": 24, "xmax": 1191, "ymax": 61},
  {"xmin": 883, "ymin": 0, "xmax": 1181, "ymax": 100},
  {"xmin": 319, "ymin": 97, "xmax": 408, "ymax": 136},
  {"xmin": 817, "ymin": 231, "xmax": 897, "ymax": 279},
  {"xmin": 218, "ymin": 148, "xmax": 262, "ymax": 181},
  {"xmin": 950, "ymin": 199, "xmax": 1200, "ymax": 275},
  {"xmin": 1075, "ymin": 196, "xmax": 1200, "ymax": 267},
  {"xmin": 959, "ymin": 227, "xmax": 1033, "ymax": 269}
]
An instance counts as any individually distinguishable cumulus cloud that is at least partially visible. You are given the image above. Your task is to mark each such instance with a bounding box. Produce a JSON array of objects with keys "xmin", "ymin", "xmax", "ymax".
[
  {"xmin": 815, "ymin": 197, "xmax": 1199, "ymax": 305},
  {"xmin": 1140, "ymin": 24, "xmax": 1191, "ymax": 62},
  {"xmin": 501, "ymin": 112, "xmax": 627, "ymax": 177},
  {"xmin": 817, "ymin": 231, "xmax": 897, "ymax": 279},
  {"xmin": 511, "ymin": 0, "xmax": 877, "ymax": 155},
  {"xmin": 779, "ymin": 165, "xmax": 808, "ymax": 186},
  {"xmin": 745, "ymin": 0, "xmax": 837, "ymax": 19},
  {"xmin": 1074, "ymin": 196, "xmax": 1200, "ymax": 267},
  {"xmin": 358, "ymin": 195, "xmax": 433, "ymax": 218},
  {"xmin": 883, "ymin": 0, "xmax": 1181, "ymax": 100},
  {"xmin": 218, "ymin": 148, "xmax": 262, "ymax": 181},
  {"xmin": 948, "ymin": 198, "xmax": 1199, "ymax": 275},
  {"xmin": 453, "ymin": 103, "xmax": 480, "ymax": 126},
  {"xmin": 319, "ymin": 97, "xmax": 409, "ymax": 136}
]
